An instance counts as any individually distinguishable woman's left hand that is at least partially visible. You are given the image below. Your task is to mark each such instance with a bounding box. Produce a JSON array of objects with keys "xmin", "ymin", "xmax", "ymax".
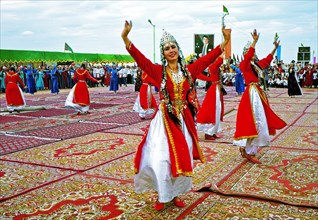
[{"xmin": 121, "ymin": 20, "xmax": 132, "ymax": 39}]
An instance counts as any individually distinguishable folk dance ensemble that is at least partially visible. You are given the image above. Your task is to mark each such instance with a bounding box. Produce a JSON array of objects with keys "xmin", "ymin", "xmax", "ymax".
[
  {"xmin": 65, "ymin": 64, "xmax": 99, "ymax": 115},
  {"xmin": 5, "ymin": 66, "xmax": 26, "ymax": 113},
  {"xmin": 133, "ymin": 71, "xmax": 158, "ymax": 119},
  {"xmin": 121, "ymin": 20, "xmax": 230, "ymax": 210},
  {"xmin": 196, "ymin": 56, "xmax": 225, "ymax": 140},
  {"xmin": 233, "ymin": 30, "xmax": 287, "ymax": 164}
]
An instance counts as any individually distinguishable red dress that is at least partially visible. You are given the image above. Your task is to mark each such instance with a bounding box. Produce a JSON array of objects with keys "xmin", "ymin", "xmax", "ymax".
[
  {"xmin": 72, "ymin": 69, "xmax": 98, "ymax": 106},
  {"xmin": 127, "ymin": 42, "xmax": 223, "ymax": 177},
  {"xmin": 5, "ymin": 71, "xmax": 25, "ymax": 107},
  {"xmin": 139, "ymin": 72, "xmax": 157, "ymax": 110},
  {"xmin": 103, "ymin": 67, "xmax": 111, "ymax": 86},
  {"xmin": 196, "ymin": 57, "xmax": 224, "ymax": 124},
  {"xmin": 234, "ymin": 47, "xmax": 286, "ymax": 140}
]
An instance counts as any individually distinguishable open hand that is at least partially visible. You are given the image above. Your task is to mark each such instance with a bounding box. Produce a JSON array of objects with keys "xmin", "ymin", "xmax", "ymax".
[
  {"xmin": 251, "ymin": 29, "xmax": 260, "ymax": 43},
  {"xmin": 121, "ymin": 20, "xmax": 132, "ymax": 39}
]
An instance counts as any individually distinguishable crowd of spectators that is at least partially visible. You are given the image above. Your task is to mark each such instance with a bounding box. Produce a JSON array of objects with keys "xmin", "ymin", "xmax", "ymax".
[
  {"xmin": 0, "ymin": 62, "xmax": 140, "ymax": 93},
  {"xmin": 0, "ymin": 59, "xmax": 317, "ymax": 94},
  {"xmin": 207, "ymin": 59, "xmax": 318, "ymax": 91}
]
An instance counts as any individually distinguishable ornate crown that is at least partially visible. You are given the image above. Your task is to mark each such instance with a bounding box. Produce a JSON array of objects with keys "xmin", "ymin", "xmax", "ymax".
[{"xmin": 160, "ymin": 30, "xmax": 177, "ymax": 47}]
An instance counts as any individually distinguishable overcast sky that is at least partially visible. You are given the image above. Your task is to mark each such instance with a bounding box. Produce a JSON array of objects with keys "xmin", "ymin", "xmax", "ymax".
[{"xmin": 1, "ymin": 0, "xmax": 317, "ymax": 64}]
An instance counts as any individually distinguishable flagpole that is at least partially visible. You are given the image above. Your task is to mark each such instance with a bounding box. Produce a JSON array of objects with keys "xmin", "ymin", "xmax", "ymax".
[{"xmin": 221, "ymin": 14, "xmax": 228, "ymax": 59}]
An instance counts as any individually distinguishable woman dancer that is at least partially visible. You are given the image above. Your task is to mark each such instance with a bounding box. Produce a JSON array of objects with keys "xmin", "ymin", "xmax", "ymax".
[
  {"xmin": 5, "ymin": 66, "xmax": 26, "ymax": 113},
  {"xmin": 233, "ymin": 30, "xmax": 287, "ymax": 164},
  {"xmin": 196, "ymin": 56, "xmax": 225, "ymax": 140},
  {"xmin": 65, "ymin": 63, "xmax": 99, "ymax": 115},
  {"xmin": 121, "ymin": 20, "xmax": 230, "ymax": 210}
]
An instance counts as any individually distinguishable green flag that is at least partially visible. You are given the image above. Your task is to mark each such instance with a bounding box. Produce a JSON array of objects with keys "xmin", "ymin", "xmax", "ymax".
[
  {"xmin": 223, "ymin": 5, "xmax": 229, "ymax": 15},
  {"xmin": 64, "ymin": 42, "xmax": 74, "ymax": 53},
  {"xmin": 274, "ymin": 33, "xmax": 279, "ymax": 42}
]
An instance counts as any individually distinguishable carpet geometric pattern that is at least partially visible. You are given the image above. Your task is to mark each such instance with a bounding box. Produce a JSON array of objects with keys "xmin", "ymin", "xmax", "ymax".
[
  {"xmin": 0, "ymin": 174, "xmax": 204, "ymax": 219},
  {"xmin": 25, "ymin": 100, "xmax": 64, "ymax": 106},
  {"xmin": 94, "ymin": 111, "xmax": 148, "ymax": 125},
  {"xmin": 270, "ymin": 102, "xmax": 308, "ymax": 112},
  {"xmin": 15, "ymin": 122, "xmax": 118, "ymax": 139},
  {"xmin": 274, "ymin": 110, "xmax": 305, "ymax": 125},
  {"xmin": 0, "ymin": 115, "xmax": 31, "ymax": 123},
  {"xmin": 56, "ymin": 103, "xmax": 134, "ymax": 120},
  {"xmin": 214, "ymin": 148, "xmax": 318, "ymax": 207},
  {"xmin": 305, "ymin": 99, "xmax": 318, "ymax": 113},
  {"xmin": 0, "ymin": 160, "xmax": 75, "ymax": 201},
  {"xmin": 184, "ymin": 192, "xmax": 317, "ymax": 219},
  {"xmin": 272, "ymin": 126, "xmax": 318, "ymax": 150},
  {"xmin": 18, "ymin": 108, "xmax": 74, "ymax": 117},
  {"xmin": 192, "ymin": 143, "xmax": 244, "ymax": 191},
  {"xmin": 105, "ymin": 120, "xmax": 152, "ymax": 135},
  {"xmin": 197, "ymin": 121, "xmax": 236, "ymax": 143},
  {"xmin": 0, "ymin": 133, "xmax": 142, "ymax": 171},
  {"xmin": 293, "ymin": 113, "xmax": 318, "ymax": 127},
  {"xmin": 0, "ymin": 86, "xmax": 317, "ymax": 219},
  {"xmin": 0, "ymin": 118, "xmax": 76, "ymax": 133},
  {"xmin": 0, "ymin": 134, "xmax": 57, "ymax": 155},
  {"xmin": 83, "ymin": 153, "xmax": 135, "ymax": 181}
]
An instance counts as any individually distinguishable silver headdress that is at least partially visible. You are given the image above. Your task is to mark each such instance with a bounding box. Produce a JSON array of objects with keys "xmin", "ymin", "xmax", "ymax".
[
  {"xmin": 243, "ymin": 41, "xmax": 252, "ymax": 55},
  {"xmin": 159, "ymin": 29, "xmax": 185, "ymax": 65},
  {"xmin": 160, "ymin": 30, "xmax": 177, "ymax": 47}
]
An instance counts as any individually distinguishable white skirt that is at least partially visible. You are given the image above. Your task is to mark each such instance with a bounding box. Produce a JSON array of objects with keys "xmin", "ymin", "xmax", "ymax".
[
  {"xmin": 233, "ymin": 86, "xmax": 270, "ymax": 155},
  {"xmin": 64, "ymin": 84, "xmax": 89, "ymax": 113},
  {"xmin": 197, "ymin": 87, "xmax": 222, "ymax": 135},
  {"xmin": 134, "ymin": 104, "xmax": 193, "ymax": 203},
  {"xmin": 133, "ymin": 95, "xmax": 155, "ymax": 118}
]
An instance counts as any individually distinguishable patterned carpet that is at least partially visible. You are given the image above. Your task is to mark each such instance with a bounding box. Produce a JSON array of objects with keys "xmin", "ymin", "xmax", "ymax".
[
  {"xmin": 213, "ymin": 147, "xmax": 318, "ymax": 207},
  {"xmin": 0, "ymin": 132, "xmax": 141, "ymax": 171},
  {"xmin": 0, "ymin": 85, "xmax": 317, "ymax": 219},
  {"xmin": 0, "ymin": 134, "xmax": 57, "ymax": 155}
]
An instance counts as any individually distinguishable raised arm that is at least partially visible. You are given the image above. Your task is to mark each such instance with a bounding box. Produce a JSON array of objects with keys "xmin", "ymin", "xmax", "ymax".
[
  {"xmin": 270, "ymin": 36, "xmax": 280, "ymax": 56},
  {"xmin": 120, "ymin": 20, "xmax": 161, "ymax": 87},
  {"xmin": 220, "ymin": 26, "xmax": 231, "ymax": 50}
]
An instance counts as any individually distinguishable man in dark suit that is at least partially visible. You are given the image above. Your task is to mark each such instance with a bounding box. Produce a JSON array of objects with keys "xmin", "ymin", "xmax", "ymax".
[{"xmin": 200, "ymin": 35, "xmax": 213, "ymax": 91}]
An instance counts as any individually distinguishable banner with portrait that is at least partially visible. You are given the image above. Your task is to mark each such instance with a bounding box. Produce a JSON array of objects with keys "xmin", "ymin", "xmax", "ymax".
[{"xmin": 194, "ymin": 34, "xmax": 214, "ymax": 59}]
